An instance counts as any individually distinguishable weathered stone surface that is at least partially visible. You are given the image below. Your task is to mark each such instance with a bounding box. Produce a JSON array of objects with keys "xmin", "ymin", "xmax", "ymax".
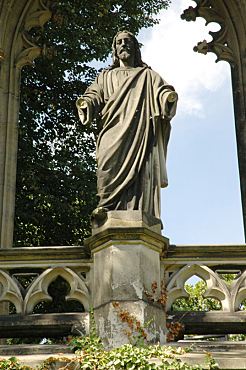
[
  {"xmin": 87, "ymin": 226, "xmax": 168, "ymax": 347},
  {"xmin": 0, "ymin": 245, "xmax": 91, "ymax": 263},
  {"xmin": 77, "ymin": 31, "xmax": 177, "ymax": 222},
  {"xmin": 92, "ymin": 243, "xmax": 163, "ymax": 305},
  {"xmin": 95, "ymin": 301, "xmax": 166, "ymax": 348},
  {"xmin": 0, "ymin": 344, "xmax": 73, "ymax": 355},
  {"xmin": 167, "ymin": 311, "xmax": 246, "ymax": 335},
  {"xmin": 166, "ymin": 244, "xmax": 246, "ymax": 260},
  {"xmin": 0, "ymin": 313, "xmax": 89, "ymax": 338},
  {"xmin": 91, "ymin": 210, "xmax": 163, "ymax": 235},
  {"xmin": 84, "ymin": 225, "xmax": 168, "ymax": 255},
  {"xmin": 0, "ymin": 0, "xmax": 52, "ymax": 249}
]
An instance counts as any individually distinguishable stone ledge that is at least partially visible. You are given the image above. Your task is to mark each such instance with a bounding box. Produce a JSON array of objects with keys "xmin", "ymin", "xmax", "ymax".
[
  {"xmin": 150, "ymin": 351, "xmax": 246, "ymax": 369},
  {"xmin": 0, "ymin": 344, "xmax": 73, "ymax": 356},
  {"xmin": 167, "ymin": 244, "xmax": 246, "ymax": 260},
  {"xmin": 84, "ymin": 226, "xmax": 169, "ymax": 255},
  {"xmin": 0, "ymin": 313, "xmax": 89, "ymax": 338},
  {"xmin": 174, "ymin": 340, "xmax": 246, "ymax": 352},
  {"xmin": 167, "ymin": 311, "xmax": 246, "ymax": 335},
  {"xmin": 0, "ymin": 246, "xmax": 91, "ymax": 262}
]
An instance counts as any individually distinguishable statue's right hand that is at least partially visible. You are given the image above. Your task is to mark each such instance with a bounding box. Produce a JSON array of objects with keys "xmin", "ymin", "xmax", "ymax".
[
  {"xmin": 78, "ymin": 106, "xmax": 86, "ymax": 124},
  {"xmin": 76, "ymin": 99, "xmax": 92, "ymax": 125}
]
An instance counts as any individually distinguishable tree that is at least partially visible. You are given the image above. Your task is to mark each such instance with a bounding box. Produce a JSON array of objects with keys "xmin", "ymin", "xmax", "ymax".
[
  {"xmin": 14, "ymin": 0, "xmax": 171, "ymax": 247},
  {"xmin": 174, "ymin": 276, "xmax": 246, "ymax": 341},
  {"xmin": 173, "ymin": 280, "xmax": 222, "ymax": 312}
]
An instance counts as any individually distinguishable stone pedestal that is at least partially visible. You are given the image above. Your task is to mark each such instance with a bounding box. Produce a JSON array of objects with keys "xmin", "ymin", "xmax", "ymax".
[{"xmin": 84, "ymin": 211, "xmax": 169, "ymax": 348}]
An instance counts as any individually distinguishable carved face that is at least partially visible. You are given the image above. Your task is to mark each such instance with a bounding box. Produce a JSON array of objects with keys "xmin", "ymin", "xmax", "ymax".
[{"xmin": 115, "ymin": 32, "xmax": 135, "ymax": 63}]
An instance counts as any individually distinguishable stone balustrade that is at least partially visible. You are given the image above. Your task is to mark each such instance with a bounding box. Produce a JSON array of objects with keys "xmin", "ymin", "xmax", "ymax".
[
  {"xmin": 0, "ymin": 246, "xmax": 92, "ymax": 338},
  {"xmin": 1, "ymin": 243, "xmax": 246, "ymax": 339},
  {"xmin": 164, "ymin": 244, "xmax": 246, "ymax": 336}
]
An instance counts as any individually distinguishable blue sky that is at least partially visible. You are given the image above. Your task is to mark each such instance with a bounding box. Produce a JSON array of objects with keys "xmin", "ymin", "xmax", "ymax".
[{"xmin": 137, "ymin": 0, "xmax": 244, "ymax": 245}]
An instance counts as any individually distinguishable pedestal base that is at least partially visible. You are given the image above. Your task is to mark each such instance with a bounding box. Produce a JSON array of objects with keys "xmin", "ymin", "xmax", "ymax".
[
  {"xmin": 95, "ymin": 301, "xmax": 166, "ymax": 348},
  {"xmin": 84, "ymin": 214, "xmax": 169, "ymax": 348},
  {"xmin": 91, "ymin": 210, "xmax": 163, "ymax": 235}
]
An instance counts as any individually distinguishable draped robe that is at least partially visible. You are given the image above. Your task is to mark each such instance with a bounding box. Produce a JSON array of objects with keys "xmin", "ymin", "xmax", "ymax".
[{"xmin": 77, "ymin": 66, "xmax": 177, "ymax": 219}]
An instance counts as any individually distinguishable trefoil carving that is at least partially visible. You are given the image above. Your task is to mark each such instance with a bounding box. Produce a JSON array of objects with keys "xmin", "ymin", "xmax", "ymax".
[{"xmin": 181, "ymin": 0, "xmax": 235, "ymax": 66}]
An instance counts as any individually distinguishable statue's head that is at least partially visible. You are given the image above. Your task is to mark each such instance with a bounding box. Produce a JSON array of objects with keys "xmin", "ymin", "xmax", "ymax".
[{"xmin": 110, "ymin": 30, "xmax": 145, "ymax": 68}]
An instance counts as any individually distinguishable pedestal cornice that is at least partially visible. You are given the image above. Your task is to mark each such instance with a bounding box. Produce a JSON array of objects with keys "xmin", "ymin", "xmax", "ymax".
[{"xmin": 84, "ymin": 227, "xmax": 169, "ymax": 257}]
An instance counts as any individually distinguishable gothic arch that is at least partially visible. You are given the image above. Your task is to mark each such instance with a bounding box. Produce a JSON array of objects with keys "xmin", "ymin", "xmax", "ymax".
[
  {"xmin": 166, "ymin": 262, "xmax": 246, "ymax": 312},
  {"xmin": 24, "ymin": 266, "xmax": 91, "ymax": 314},
  {"xmin": 0, "ymin": 0, "xmax": 51, "ymax": 248}
]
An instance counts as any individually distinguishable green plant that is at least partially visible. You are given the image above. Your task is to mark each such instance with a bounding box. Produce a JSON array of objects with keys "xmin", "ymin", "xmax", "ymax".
[
  {"xmin": 67, "ymin": 334, "xmax": 104, "ymax": 354},
  {"xmin": 112, "ymin": 302, "xmax": 152, "ymax": 346},
  {"xmin": 64, "ymin": 343, "xmax": 218, "ymax": 370},
  {"xmin": 128, "ymin": 317, "xmax": 154, "ymax": 347},
  {"xmin": 37, "ymin": 356, "xmax": 72, "ymax": 370},
  {"xmin": 173, "ymin": 281, "xmax": 222, "ymax": 312},
  {"xmin": 144, "ymin": 266, "xmax": 185, "ymax": 342},
  {"xmin": 0, "ymin": 344, "xmax": 219, "ymax": 370},
  {"xmin": 0, "ymin": 357, "xmax": 32, "ymax": 370},
  {"xmin": 67, "ymin": 306, "xmax": 104, "ymax": 354}
]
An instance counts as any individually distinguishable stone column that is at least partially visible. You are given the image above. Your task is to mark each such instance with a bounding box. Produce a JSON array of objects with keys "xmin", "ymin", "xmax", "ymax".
[
  {"xmin": 0, "ymin": 0, "xmax": 51, "ymax": 248},
  {"xmin": 84, "ymin": 211, "xmax": 169, "ymax": 348},
  {"xmin": 0, "ymin": 0, "xmax": 51, "ymax": 342}
]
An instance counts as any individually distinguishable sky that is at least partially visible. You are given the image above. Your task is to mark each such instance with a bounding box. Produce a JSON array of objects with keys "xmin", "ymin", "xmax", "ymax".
[{"xmin": 136, "ymin": 0, "xmax": 245, "ymax": 245}]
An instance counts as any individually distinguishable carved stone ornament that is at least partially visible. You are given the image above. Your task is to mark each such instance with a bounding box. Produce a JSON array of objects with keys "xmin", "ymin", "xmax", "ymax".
[
  {"xmin": 181, "ymin": 0, "xmax": 235, "ymax": 66},
  {"xmin": 24, "ymin": 0, "xmax": 52, "ymax": 32},
  {"xmin": 0, "ymin": 49, "xmax": 5, "ymax": 64},
  {"xmin": 0, "ymin": 266, "xmax": 91, "ymax": 315},
  {"xmin": 16, "ymin": 32, "xmax": 42, "ymax": 69},
  {"xmin": 24, "ymin": 266, "xmax": 91, "ymax": 314},
  {"xmin": 16, "ymin": 0, "xmax": 52, "ymax": 69},
  {"xmin": 165, "ymin": 263, "xmax": 246, "ymax": 312}
]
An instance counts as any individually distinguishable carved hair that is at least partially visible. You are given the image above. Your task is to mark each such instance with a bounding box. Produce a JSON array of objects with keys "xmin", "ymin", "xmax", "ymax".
[{"xmin": 108, "ymin": 30, "xmax": 148, "ymax": 69}]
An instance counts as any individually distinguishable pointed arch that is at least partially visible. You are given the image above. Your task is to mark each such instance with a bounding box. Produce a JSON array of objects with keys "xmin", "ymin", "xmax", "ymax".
[{"xmin": 24, "ymin": 266, "xmax": 91, "ymax": 314}]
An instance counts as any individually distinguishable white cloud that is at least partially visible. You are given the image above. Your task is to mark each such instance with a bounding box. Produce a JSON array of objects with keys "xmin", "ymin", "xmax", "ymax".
[{"xmin": 138, "ymin": 0, "xmax": 231, "ymax": 117}]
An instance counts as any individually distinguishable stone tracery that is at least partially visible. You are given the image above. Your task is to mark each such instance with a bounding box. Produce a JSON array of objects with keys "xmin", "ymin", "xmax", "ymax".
[{"xmin": 181, "ymin": 0, "xmax": 235, "ymax": 65}]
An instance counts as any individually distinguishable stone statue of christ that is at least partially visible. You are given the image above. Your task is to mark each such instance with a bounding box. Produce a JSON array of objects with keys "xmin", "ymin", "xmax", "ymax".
[{"xmin": 76, "ymin": 30, "xmax": 177, "ymax": 221}]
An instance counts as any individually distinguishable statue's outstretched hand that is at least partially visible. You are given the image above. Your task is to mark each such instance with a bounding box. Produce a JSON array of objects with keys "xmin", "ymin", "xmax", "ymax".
[
  {"xmin": 76, "ymin": 99, "xmax": 92, "ymax": 125},
  {"xmin": 167, "ymin": 91, "xmax": 178, "ymax": 103},
  {"xmin": 161, "ymin": 90, "xmax": 178, "ymax": 120}
]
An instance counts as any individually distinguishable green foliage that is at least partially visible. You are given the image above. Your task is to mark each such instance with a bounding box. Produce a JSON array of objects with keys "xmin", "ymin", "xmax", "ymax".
[
  {"xmin": 173, "ymin": 280, "xmax": 222, "ymax": 312},
  {"xmin": 129, "ymin": 317, "xmax": 154, "ymax": 347},
  {"xmin": 63, "ymin": 343, "xmax": 218, "ymax": 370},
  {"xmin": 0, "ymin": 346, "xmax": 219, "ymax": 370},
  {"xmin": 0, "ymin": 357, "xmax": 32, "ymax": 370},
  {"xmin": 173, "ymin": 278, "xmax": 246, "ymax": 341},
  {"xmin": 64, "ymin": 308, "xmax": 218, "ymax": 369},
  {"xmin": 88, "ymin": 305, "xmax": 97, "ymax": 337},
  {"xmin": 14, "ymin": 0, "xmax": 171, "ymax": 247},
  {"xmin": 68, "ymin": 334, "xmax": 104, "ymax": 354},
  {"xmin": 68, "ymin": 306, "xmax": 104, "ymax": 353}
]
